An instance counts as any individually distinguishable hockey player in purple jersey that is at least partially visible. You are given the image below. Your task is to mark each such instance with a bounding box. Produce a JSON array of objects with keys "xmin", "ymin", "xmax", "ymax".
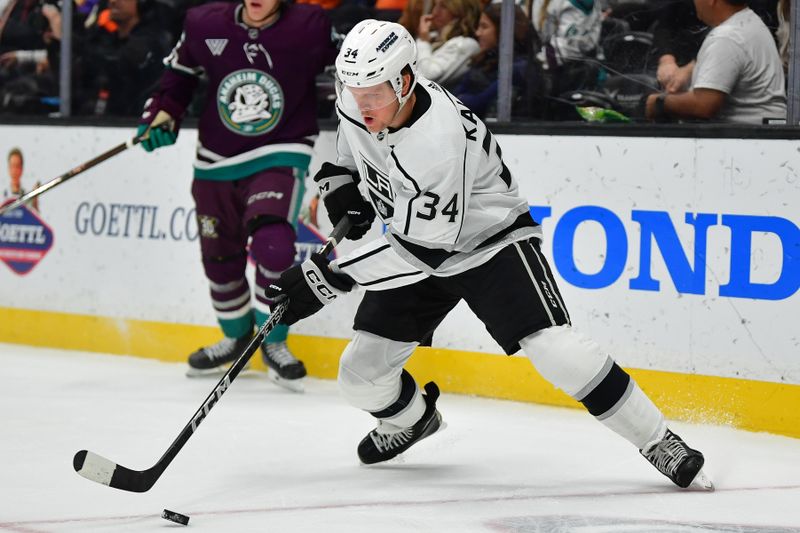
[
  {"xmin": 265, "ymin": 20, "xmax": 713, "ymax": 489},
  {"xmin": 136, "ymin": 0, "xmax": 337, "ymax": 390}
]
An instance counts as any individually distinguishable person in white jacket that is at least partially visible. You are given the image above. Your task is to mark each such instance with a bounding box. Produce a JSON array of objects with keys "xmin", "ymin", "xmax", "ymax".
[
  {"xmin": 415, "ymin": 0, "xmax": 481, "ymax": 88},
  {"xmin": 531, "ymin": 0, "xmax": 601, "ymax": 69}
]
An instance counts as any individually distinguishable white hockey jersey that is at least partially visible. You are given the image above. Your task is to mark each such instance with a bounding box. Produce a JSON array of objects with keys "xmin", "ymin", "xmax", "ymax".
[{"xmin": 328, "ymin": 78, "xmax": 541, "ymax": 291}]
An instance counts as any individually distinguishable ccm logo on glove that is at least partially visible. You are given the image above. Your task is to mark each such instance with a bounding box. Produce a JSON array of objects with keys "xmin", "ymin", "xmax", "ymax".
[
  {"xmin": 265, "ymin": 254, "xmax": 355, "ymax": 325},
  {"xmin": 305, "ymin": 269, "xmax": 338, "ymax": 302}
]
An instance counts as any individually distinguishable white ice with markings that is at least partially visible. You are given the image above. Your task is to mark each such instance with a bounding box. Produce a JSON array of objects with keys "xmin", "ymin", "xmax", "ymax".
[{"xmin": 1, "ymin": 344, "xmax": 799, "ymax": 533}]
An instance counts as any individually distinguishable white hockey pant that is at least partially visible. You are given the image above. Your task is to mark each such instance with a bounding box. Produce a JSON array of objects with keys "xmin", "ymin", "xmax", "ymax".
[
  {"xmin": 520, "ymin": 325, "xmax": 667, "ymax": 449},
  {"xmin": 338, "ymin": 330, "xmax": 426, "ymax": 429}
]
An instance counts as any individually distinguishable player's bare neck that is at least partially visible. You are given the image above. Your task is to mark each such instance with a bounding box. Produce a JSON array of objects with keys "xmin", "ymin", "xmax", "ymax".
[
  {"xmin": 243, "ymin": 6, "xmax": 281, "ymax": 28},
  {"xmin": 389, "ymin": 93, "xmax": 417, "ymax": 130}
]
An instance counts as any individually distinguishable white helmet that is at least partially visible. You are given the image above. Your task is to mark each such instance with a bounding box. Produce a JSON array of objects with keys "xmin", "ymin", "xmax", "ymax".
[{"xmin": 336, "ymin": 20, "xmax": 418, "ymax": 108}]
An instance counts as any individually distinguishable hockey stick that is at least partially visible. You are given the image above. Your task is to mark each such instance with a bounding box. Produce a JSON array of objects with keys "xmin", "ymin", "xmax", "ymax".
[
  {"xmin": 73, "ymin": 216, "xmax": 352, "ymax": 493},
  {"xmin": 0, "ymin": 111, "xmax": 174, "ymax": 216}
]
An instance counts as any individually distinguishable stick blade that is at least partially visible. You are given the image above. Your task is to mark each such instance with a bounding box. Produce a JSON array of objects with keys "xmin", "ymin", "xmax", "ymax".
[{"xmin": 73, "ymin": 450, "xmax": 155, "ymax": 493}]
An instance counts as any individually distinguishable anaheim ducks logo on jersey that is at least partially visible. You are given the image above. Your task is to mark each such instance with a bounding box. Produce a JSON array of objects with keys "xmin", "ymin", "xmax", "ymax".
[
  {"xmin": 360, "ymin": 156, "xmax": 394, "ymax": 221},
  {"xmin": 217, "ymin": 69, "xmax": 283, "ymax": 136}
]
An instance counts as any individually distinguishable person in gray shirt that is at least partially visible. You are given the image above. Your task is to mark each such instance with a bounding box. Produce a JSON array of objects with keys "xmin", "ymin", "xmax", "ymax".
[{"xmin": 645, "ymin": 0, "xmax": 786, "ymax": 124}]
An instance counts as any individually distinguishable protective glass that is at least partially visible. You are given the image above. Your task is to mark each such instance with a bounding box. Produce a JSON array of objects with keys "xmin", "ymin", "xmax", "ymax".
[{"xmin": 337, "ymin": 80, "xmax": 398, "ymax": 113}]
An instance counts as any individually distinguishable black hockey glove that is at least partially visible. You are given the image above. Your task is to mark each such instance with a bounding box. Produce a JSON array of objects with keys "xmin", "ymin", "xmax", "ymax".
[
  {"xmin": 313, "ymin": 162, "xmax": 375, "ymax": 240},
  {"xmin": 264, "ymin": 254, "xmax": 355, "ymax": 325}
]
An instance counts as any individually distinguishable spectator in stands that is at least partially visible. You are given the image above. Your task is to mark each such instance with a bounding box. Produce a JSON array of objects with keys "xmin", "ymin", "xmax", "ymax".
[
  {"xmin": 652, "ymin": 0, "xmax": 706, "ymax": 94},
  {"xmin": 530, "ymin": 0, "xmax": 602, "ymax": 110},
  {"xmin": 398, "ymin": 0, "xmax": 425, "ymax": 38},
  {"xmin": 776, "ymin": 0, "xmax": 789, "ymax": 74},
  {"xmin": 375, "ymin": 0, "xmax": 406, "ymax": 14},
  {"xmin": 531, "ymin": 0, "xmax": 601, "ymax": 69},
  {"xmin": 645, "ymin": 0, "xmax": 786, "ymax": 124},
  {"xmin": 295, "ymin": 0, "xmax": 340, "ymax": 10},
  {"xmin": 454, "ymin": 3, "xmax": 531, "ymax": 118},
  {"xmin": 78, "ymin": 0, "xmax": 171, "ymax": 115},
  {"xmin": 416, "ymin": 0, "xmax": 481, "ymax": 88},
  {"xmin": 653, "ymin": 0, "xmax": 780, "ymax": 93},
  {"xmin": 0, "ymin": 2, "xmax": 61, "ymax": 69},
  {"xmin": 0, "ymin": 0, "xmax": 50, "ymax": 53},
  {"xmin": 0, "ymin": 1, "xmax": 64, "ymax": 113}
]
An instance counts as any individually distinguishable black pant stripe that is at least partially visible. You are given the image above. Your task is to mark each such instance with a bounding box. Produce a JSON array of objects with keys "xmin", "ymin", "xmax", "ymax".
[
  {"xmin": 513, "ymin": 242, "xmax": 556, "ymax": 326},
  {"xmin": 527, "ymin": 241, "xmax": 571, "ymax": 325},
  {"xmin": 579, "ymin": 363, "xmax": 632, "ymax": 417},
  {"xmin": 370, "ymin": 369, "xmax": 418, "ymax": 419},
  {"xmin": 518, "ymin": 241, "xmax": 569, "ymax": 325}
]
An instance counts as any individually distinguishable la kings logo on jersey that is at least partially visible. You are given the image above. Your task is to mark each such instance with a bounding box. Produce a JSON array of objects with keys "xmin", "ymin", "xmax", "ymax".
[
  {"xmin": 217, "ymin": 69, "xmax": 283, "ymax": 136},
  {"xmin": 360, "ymin": 156, "xmax": 394, "ymax": 221}
]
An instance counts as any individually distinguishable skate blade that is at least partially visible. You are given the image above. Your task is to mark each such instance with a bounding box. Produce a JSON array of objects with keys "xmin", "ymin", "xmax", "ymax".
[
  {"xmin": 690, "ymin": 468, "xmax": 715, "ymax": 491},
  {"xmin": 185, "ymin": 363, "xmax": 250, "ymax": 378},
  {"xmin": 267, "ymin": 371, "xmax": 305, "ymax": 393}
]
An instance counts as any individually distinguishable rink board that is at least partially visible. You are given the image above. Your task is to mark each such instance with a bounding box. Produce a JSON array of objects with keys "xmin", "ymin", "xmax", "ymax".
[
  {"xmin": 0, "ymin": 125, "xmax": 798, "ymax": 438},
  {"xmin": 1, "ymin": 306, "xmax": 799, "ymax": 438}
]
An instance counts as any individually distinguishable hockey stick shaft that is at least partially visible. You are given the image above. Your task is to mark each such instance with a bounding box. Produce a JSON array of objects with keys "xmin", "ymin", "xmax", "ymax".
[
  {"xmin": 73, "ymin": 216, "xmax": 352, "ymax": 493},
  {"xmin": 0, "ymin": 112, "xmax": 174, "ymax": 216}
]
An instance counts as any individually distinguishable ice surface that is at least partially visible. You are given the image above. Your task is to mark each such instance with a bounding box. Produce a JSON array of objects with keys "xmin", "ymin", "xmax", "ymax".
[{"xmin": 1, "ymin": 344, "xmax": 798, "ymax": 532}]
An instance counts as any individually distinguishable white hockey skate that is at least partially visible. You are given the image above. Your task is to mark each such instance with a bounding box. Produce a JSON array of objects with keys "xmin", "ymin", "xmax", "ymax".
[{"xmin": 261, "ymin": 341, "xmax": 306, "ymax": 393}]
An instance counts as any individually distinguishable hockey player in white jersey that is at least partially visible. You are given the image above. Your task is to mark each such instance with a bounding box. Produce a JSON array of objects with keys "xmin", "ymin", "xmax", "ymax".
[{"xmin": 266, "ymin": 20, "xmax": 712, "ymax": 490}]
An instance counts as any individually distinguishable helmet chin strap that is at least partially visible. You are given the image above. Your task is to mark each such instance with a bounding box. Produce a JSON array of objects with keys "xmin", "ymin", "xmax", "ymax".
[{"xmin": 384, "ymin": 73, "xmax": 415, "ymax": 129}]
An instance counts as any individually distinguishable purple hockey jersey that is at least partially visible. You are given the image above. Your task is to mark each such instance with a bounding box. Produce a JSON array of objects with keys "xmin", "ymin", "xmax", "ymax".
[{"xmin": 148, "ymin": 2, "xmax": 337, "ymax": 180}]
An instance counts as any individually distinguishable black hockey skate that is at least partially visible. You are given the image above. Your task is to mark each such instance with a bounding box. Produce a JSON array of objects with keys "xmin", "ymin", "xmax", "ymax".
[
  {"xmin": 640, "ymin": 429, "xmax": 713, "ymax": 490},
  {"xmin": 358, "ymin": 381, "xmax": 443, "ymax": 465},
  {"xmin": 261, "ymin": 341, "xmax": 307, "ymax": 392},
  {"xmin": 186, "ymin": 336, "xmax": 251, "ymax": 377}
]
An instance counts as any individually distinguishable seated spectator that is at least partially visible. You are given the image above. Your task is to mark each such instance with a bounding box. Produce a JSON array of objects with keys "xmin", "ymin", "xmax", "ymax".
[
  {"xmin": 530, "ymin": 0, "xmax": 602, "ymax": 114},
  {"xmin": 0, "ymin": 0, "xmax": 61, "ymax": 64},
  {"xmin": 0, "ymin": 0, "xmax": 50, "ymax": 53},
  {"xmin": 416, "ymin": 0, "xmax": 481, "ymax": 88},
  {"xmin": 776, "ymin": 0, "xmax": 789, "ymax": 74},
  {"xmin": 531, "ymin": 0, "xmax": 601, "ymax": 69},
  {"xmin": 398, "ymin": 0, "xmax": 425, "ymax": 38},
  {"xmin": 454, "ymin": 3, "xmax": 531, "ymax": 118},
  {"xmin": 77, "ymin": 0, "xmax": 171, "ymax": 115},
  {"xmin": 0, "ymin": 1, "xmax": 64, "ymax": 113},
  {"xmin": 645, "ymin": 0, "xmax": 786, "ymax": 124},
  {"xmin": 651, "ymin": 0, "xmax": 779, "ymax": 93},
  {"xmin": 650, "ymin": 0, "xmax": 706, "ymax": 94},
  {"xmin": 295, "ymin": 0, "xmax": 341, "ymax": 11},
  {"xmin": 375, "ymin": 0, "xmax": 406, "ymax": 13}
]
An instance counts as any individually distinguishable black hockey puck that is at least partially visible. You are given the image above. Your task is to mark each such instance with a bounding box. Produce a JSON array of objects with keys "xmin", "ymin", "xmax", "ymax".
[{"xmin": 162, "ymin": 509, "xmax": 189, "ymax": 525}]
